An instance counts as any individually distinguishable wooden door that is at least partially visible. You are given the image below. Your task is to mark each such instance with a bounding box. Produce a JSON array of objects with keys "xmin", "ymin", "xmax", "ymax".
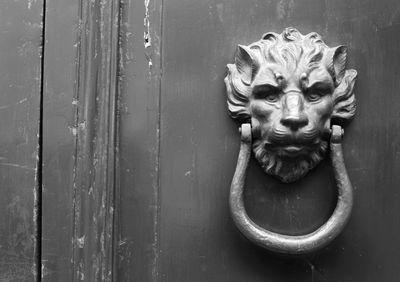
[{"xmin": 40, "ymin": 0, "xmax": 400, "ymax": 281}]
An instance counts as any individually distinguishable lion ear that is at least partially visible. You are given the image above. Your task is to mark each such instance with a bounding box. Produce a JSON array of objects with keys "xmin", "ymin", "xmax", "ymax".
[
  {"xmin": 235, "ymin": 45, "xmax": 260, "ymax": 86},
  {"xmin": 326, "ymin": 45, "xmax": 347, "ymax": 85},
  {"xmin": 332, "ymin": 69, "xmax": 357, "ymax": 124}
]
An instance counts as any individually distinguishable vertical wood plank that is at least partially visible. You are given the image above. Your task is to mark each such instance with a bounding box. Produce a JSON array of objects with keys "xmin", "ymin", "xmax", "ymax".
[
  {"xmin": 41, "ymin": 0, "xmax": 78, "ymax": 280},
  {"xmin": 72, "ymin": 1, "xmax": 120, "ymax": 280},
  {"xmin": 116, "ymin": 0, "xmax": 163, "ymax": 280},
  {"xmin": 71, "ymin": 1, "xmax": 120, "ymax": 280},
  {"xmin": 42, "ymin": 0, "xmax": 120, "ymax": 281},
  {"xmin": 0, "ymin": 1, "xmax": 43, "ymax": 281}
]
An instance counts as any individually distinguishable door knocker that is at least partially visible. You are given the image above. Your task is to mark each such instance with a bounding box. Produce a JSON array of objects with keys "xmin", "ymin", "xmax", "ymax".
[{"xmin": 225, "ymin": 28, "xmax": 357, "ymax": 254}]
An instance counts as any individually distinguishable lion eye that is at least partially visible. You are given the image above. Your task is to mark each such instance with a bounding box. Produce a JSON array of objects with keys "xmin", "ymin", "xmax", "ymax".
[
  {"xmin": 307, "ymin": 92, "xmax": 323, "ymax": 102},
  {"xmin": 305, "ymin": 83, "xmax": 332, "ymax": 102},
  {"xmin": 253, "ymin": 85, "xmax": 280, "ymax": 103},
  {"xmin": 265, "ymin": 93, "xmax": 279, "ymax": 102}
]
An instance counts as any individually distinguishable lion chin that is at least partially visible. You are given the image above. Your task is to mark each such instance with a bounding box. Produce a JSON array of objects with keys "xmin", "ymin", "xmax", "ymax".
[{"xmin": 252, "ymin": 140, "xmax": 328, "ymax": 183}]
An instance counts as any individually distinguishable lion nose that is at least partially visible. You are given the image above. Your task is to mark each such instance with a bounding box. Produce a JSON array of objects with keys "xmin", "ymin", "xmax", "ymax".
[{"xmin": 281, "ymin": 93, "xmax": 309, "ymax": 130}]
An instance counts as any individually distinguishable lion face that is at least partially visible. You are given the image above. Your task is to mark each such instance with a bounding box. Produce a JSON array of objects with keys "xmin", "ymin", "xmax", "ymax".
[{"xmin": 225, "ymin": 28, "xmax": 357, "ymax": 183}]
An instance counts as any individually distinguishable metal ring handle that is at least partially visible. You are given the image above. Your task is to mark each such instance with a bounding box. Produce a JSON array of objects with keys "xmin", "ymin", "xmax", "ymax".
[{"xmin": 229, "ymin": 123, "xmax": 353, "ymax": 254}]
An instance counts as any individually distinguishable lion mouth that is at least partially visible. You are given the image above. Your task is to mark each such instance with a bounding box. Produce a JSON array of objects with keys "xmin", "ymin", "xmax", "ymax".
[
  {"xmin": 282, "ymin": 145, "xmax": 304, "ymax": 153},
  {"xmin": 264, "ymin": 142, "xmax": 319, "ymax": 158},
  {"xmin": 277, "ymin": 145, "xmax": 308, "ymax": 157}
]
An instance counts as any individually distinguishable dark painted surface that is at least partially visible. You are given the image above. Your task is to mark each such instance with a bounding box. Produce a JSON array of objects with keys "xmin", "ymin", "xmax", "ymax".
[
  {"xmin": 69, "ymin": 1, "xmax": 120, "ymax": 280},
  {"xmin": 42, "ymin": 0, "xmax": 120, "ymax": 281},
  {"xmin": 42, "ymin": 0, "xmax": 77, "ymax": 280},
  {"xmin": 117, "ymin": 0, "xmax": 162, "ymax": 281},
  {"xmin": 0, "ymin": 1, "xmax": 43, "ymax": 281},
  {"xmin": 118, "ymin": 0, "xmax": 400, "ymax": 281}
]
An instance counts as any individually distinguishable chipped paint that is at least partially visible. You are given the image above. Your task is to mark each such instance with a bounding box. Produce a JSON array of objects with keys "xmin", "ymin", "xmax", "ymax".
[
  {"xmin": 144, "ymin": 0, "xmax": 153, "ymax": 70},
  {"xmin": 69, "ymin": 126, "xmax": 78, "ymax": 136},
  {"xmin": 144, "ymin": 0, "xmax": 152, "ymax": 48},
  {"xmin": 77, "ymin": 235, "xmax": 86, "ymax": 248},
  {"xmin": 28, "ymin": 0, "xmax": 37, "ymax": 10}
]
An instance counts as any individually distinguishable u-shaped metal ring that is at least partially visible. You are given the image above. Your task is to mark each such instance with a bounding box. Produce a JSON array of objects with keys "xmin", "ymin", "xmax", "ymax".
[{"xmin": 229, "ymin": 123, "xmax": 353, "ymax": 254}]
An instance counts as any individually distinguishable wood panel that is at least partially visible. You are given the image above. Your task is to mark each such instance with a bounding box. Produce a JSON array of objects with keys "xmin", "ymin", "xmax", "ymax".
[
  {"xmin": 42, "ymin": 0, "xmax": 120, "ymax": 281},
  {"xmin": 41, "ymin": 0, "xmax": 78, "ymax": 280},
  {"xmin": 0, "ymin": 1, "xmax": 43, "ymax": 281},
  {"xmin": 116, "ymin": 0, "xmax": 163, "ymax": 280}
]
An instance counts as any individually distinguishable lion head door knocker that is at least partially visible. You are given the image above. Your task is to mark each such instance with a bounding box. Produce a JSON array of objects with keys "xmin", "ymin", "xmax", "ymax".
[{"xmin": 225, "ymin": 28, "xmax": 357, "ymax": 254}]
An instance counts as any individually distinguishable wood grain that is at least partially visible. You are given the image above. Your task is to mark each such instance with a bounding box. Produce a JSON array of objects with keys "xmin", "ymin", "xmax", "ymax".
[{"xmin": 42, "ymin": 0, "xmax": 120, "ymax": 281}]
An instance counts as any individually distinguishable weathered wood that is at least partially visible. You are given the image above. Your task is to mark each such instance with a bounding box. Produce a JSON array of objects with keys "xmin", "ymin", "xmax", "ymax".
[
  {"xmin": 42, "ymin": 0, "xmax": 120, "ymax": 281},
  {"xmin": 116, "ymin": 0, "xmax": 163, "ymax": 280},
  {"xmin": 0, "ymin": 1, "xmax": 43, "ymax": 281},
  {"xmin": 41, "ymin": 0, "xmax": 79, "ymax": 280},
  {"xmin": 71, "ymin": 1, "xmax": 120, "ymax": 281}
]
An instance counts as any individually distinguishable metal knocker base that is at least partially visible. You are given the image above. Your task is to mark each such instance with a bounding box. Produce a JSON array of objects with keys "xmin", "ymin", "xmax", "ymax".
[{"xmin": 229, "ymin": 123, "xmax": 353, "ymax": 255}]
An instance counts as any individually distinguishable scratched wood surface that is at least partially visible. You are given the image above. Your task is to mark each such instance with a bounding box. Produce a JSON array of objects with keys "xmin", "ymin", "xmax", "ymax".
[
  {"xmin": 116, "ymin": 0, "xmax": 162, "ymax": 281},
  {"xmin": 0, "ymin": 1, "xmax": 43, "ymax": 281},
  {"xmin": 42, "ymin": 0, "xmax": 120, "ymax": 281},
  {"xmin": 119, "ymin": 0, "xmax": 400, "ymax": 281}
]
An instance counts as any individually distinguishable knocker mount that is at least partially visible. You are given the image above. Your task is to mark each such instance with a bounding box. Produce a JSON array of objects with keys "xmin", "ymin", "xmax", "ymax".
[{"xmin": 225, "ymin": 27, "xmax": 357, "ymax": 254}]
